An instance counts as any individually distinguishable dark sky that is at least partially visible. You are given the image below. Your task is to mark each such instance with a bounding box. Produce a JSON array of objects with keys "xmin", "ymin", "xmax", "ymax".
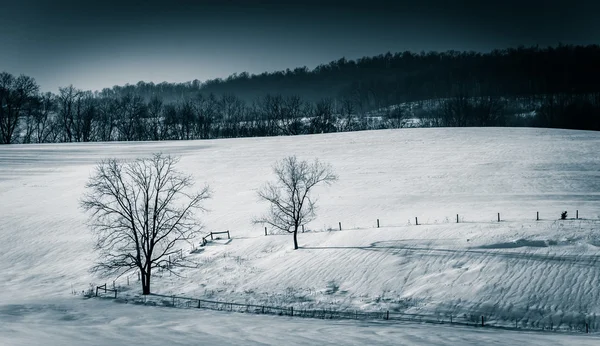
[{"xmin": 2, "ymin": 0, "xmax": 599, "ymax": 92}]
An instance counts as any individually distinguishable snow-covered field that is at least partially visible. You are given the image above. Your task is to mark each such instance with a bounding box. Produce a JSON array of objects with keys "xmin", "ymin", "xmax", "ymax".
[
  {"xmin": 3, "ymin": 298, "xmax": 598, "ymax": 346},
  {"xmin": 1, "ymin": 127, "xmax": 600, "ymax": 344}
]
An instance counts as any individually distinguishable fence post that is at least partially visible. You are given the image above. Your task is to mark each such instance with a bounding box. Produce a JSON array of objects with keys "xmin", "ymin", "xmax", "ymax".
[
  {"xmin": 291, "ymin": 307, "xmax": 294, "ymax": 316},
  {"xmin": 302, "ymin": 225, "xmax": 305, "ymax": 233},
  {"xmin": 415, "ymin": 217, "xmax": 418, "ymax": 225},
  {"xmin": 498, "ymin": 213, "xmax": 500, "ymax": 222},
  {"xmin": 537, "ymin": 211, "xmax": 539, "ymax": 221},
  {"xmin": 227, "ymin": 230, "xmax": 230, "ymax": 239},
  {"xmin": 339, "ymin": 222, "xmax": 342, "ymax": 231},
  {"xmin": 586, "ymin": 323, "xmax": 589, "ymax": 333},
  {"xmin": 386, "ymin": 310, "xmax": 389, "ymax": 320},
  {"xmin": 114, "ymin": 289, "xmax": 117, "ymax": 299},
  {"xmin": 95, "ymin": 286, "xmax": 98, "ymax": 297},
  {"xmin": 577, "ymin": 210, "xmax": 579, "ymax": 219},
  {"xmin": 265, "ymin": 227, "xmax": 267, "ymax": 236},
  {"xmin": 377, "ymin": 219, "xmax": 380, "ymax": 228},
  {"xmin": 198, "ymin": 300, "xmax": 201, "ymax": 308},
  {"xmin": 457, "ymin": 214, "xmax": 459, "ymax": 223},
  {"xmin": 262, "ymin": 306, "xmax": 265, "ymax": 314},
  {"xmin": 138, "ymin": 272, "xmax": 140, "ymax": 281},
  {"xmin": 210, "ymin": 232, "xmax": 214, "ymax": 240},
  {"xmin": 104, "ymin": 283, "xmax": 107, "ymax": 293},
  {"xmin": 127, "ymin": 276, "xmax": 129, "ymax": 286},
  {"xmin": 481, "ymin": 316, "xmax": 485, "ymax": 327}
]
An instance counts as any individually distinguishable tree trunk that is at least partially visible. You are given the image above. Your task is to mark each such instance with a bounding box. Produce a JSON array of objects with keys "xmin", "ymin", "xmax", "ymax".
[
  {"xmin": 141, "ymin": 268, "xmax": 151, "ymax": 295},
  {"xmin": 293, "ymin": 229, "xmax": 298, "ymax": 250}
]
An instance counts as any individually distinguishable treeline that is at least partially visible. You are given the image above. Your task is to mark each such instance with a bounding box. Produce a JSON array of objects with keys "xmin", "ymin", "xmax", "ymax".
[
  {"xmin": 418, "ymin": 93, "xmax": 600, "ymax": 130},
  {"xmin": 0, "ymin": 80, "xmax": 379, "ymax": 144},
  {"xmin": 107, "ymin": 44, "xmax": 600, "ymax": 108},
  {"xmin": 2, "ymin": 44, "xmax": 600, "ymax": 144}
]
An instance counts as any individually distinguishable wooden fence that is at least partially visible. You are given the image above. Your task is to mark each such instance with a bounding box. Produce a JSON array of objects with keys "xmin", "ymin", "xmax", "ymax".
[
  {"xmin": 95, "ymin": 283, "xmax": 118, "ymax": 299},
  {"xmin": 202, "ymin": 231, "xmax": 231, "ymax": 246}
]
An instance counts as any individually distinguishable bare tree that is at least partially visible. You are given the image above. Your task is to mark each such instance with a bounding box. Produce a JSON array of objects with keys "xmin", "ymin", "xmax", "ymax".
[
  {"xmin": 115, "ymin": 94, "xmax": 147, "ymax": 141},
  {"xmin": 310, "ymin": 99, "xmax": 337, "ymax": 133},
  {"xmin": 147, "ymin": 95, "xmax": 164, "ymax": 141},
  {"xmin": 196, "ymin": 93, "xmax": 218, "ymax": 139},
  {"xmin": 57, "ymin": 85, "xmax": 82, "ymax": 142},
  {"xmin": 71, "ymin": 91, "xmax": 96, "ymax": 142},
  {"xmin": 255, "ymin": 156, "xmax": 337, "ymax": 250},
  {"xmin": 257, "ymin": 94, "xmax": 307, "ymax": 136},
  {"xmin": 33, "ymin": 92, "xmax": 58, "ymax": 143},
  {"xmin": 384, "ymin": 105, "xmax": 405, "ymax": 129},
  {"xmin": 336, "ymin": 97, "xmax": 359, "ymax": 132},
  {"xmin": 0, "ymin": 72, "xmax": 39, "ymax": 144},
  {"xmin": 95, "ymin": 92, "xmax": 118, "ymax": 142},
  {"xmin": 218, "ymin": 93, "xmax": 246, "ymax": 138},
  {"xmin": 81, "ymin": 153, "xmax": 211, "ymax": 294}
]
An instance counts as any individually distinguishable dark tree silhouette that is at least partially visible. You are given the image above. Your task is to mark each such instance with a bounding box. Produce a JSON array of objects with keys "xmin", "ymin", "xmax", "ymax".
[
  {"xmin": 255, "ymin": 156, "xmax": 337, "ymax": 250},
  {"xmin": 0, "ymin": 72, "xmax": 39, "ymax": 144},
  {"xmin": 81, "ymin": 153, "xmax": 211, "ymax": 295},
  {"xmin": 5, "ymin": 44, "xmax": 600, "ymax": 144}
]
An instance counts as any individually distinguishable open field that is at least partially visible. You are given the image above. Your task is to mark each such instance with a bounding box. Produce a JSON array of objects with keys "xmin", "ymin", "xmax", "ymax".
[{"xmin": 1, "ymin": 127, "xmax": 600, "ymax": 344}]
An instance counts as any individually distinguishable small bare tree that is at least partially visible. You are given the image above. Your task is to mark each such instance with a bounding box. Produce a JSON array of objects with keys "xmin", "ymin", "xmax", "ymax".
[
  {"xmin": 255, "ymin": 156, "xmax": 337, "ymax": 249},
  {"xmin": 81, "ymin": 153, "xmax": 210, "ymax": 294}
]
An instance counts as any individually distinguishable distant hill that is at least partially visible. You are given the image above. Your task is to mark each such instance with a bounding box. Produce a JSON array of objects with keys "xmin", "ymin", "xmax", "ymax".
[{"xmin": 110, "ymin": 44, "xmax": 600, "ymax": 109}]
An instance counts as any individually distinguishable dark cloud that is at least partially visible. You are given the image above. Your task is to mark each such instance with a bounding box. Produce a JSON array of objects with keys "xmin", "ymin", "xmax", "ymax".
[{"xmin": 2, "ymin": 0, "xmax": 598, "ymax": 92}]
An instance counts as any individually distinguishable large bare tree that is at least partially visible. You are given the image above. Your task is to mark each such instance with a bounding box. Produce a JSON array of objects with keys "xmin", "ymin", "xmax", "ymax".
[
  {"xmin": 255, "ymin": 156, "xmax": 337, "ymax": 250},
  {"xmin": 81, "ymin": 153, "xmax": 210, "ymax": 294}
]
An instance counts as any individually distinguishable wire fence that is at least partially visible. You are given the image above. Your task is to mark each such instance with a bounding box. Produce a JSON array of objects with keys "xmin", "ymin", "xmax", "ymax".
[
  {"xmin": 98, "ymin": 292, "xmax": 596, "ymax": 335},
  {"xmin": 312, "ymin": 210, "xmax": 600, "ymax": 234},
  {"xmin": 87, "ymin": 208, "xmax": 600, "ymax": 335}
]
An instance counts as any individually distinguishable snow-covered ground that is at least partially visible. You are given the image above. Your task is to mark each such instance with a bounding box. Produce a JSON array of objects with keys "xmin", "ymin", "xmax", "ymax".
[
  {"xmin": 3, "ymin": 298, "xmax": 598, "ymax": 346},
  {"xmin": 2, "ymin": 298, "xmax": 599, "ymax": 346},
  {"xmin": 159, "ymin": 219, "xmax": 600, "ymax": 330},
  {"xmin": 1, "ymin": 127, "xmax": 600, "ymax": 344}
]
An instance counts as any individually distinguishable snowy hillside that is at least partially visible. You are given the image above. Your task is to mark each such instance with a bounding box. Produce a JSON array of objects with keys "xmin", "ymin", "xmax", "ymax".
[
  {"xmin": 1, "ymin": 127, "xmax": 600, "ymax": 344},
  {"xmin": 158, "ymin": 219, "xmax": 600, "ymax": 329}
]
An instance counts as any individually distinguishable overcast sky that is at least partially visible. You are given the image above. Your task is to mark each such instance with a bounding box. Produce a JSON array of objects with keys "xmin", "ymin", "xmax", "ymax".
[{"xmin": 2, "ymin": 0, "xmax": 598, "ymax": 92}]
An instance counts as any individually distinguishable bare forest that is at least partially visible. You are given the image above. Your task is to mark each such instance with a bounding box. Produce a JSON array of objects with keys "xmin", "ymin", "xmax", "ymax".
[{"xmin": 2, "ymin": 45, "xmax": 600, "ymax": 144}]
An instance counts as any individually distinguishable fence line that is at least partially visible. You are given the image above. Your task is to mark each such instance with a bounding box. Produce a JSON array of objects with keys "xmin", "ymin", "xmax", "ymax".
[
  {"xmin": 92, "ymin": 209, "xmax": 599, "ymax": 335},
  {"xmin": 99, "ymin": 292, "xmax": 595, "ymax": 334},
  {"xmin": 261, "ymin": 209, "xmax": 598, "ymax": 235}
]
